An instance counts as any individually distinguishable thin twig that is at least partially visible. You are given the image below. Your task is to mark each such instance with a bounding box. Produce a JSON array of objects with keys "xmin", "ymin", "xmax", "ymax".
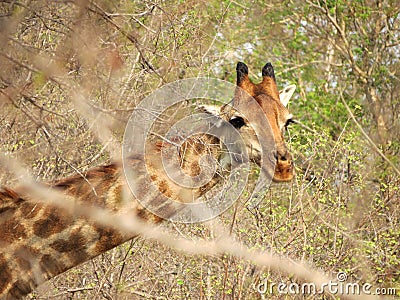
[
  {"xmin": 339, "ymin": 90, "xmax": 400, "ymax": 176},
  {"xmin": 88, "ymin": 1, "xmax": 162, "ymax": 79}
]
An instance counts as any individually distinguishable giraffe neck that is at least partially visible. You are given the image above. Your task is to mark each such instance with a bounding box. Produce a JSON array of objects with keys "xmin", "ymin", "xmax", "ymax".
[
  {"xmin": 0, "ymin": 134, "xmax": 224, "ymax": 298},
  {"xmin": 0, "ymin": 163, "xmax": 135, "ymax": 298}
]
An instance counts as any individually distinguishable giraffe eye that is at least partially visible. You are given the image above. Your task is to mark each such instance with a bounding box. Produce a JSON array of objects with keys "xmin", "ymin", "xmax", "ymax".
[
  {"xmin": 229, "ymin": 116, "xmax": 246, "ymax": 129},
  {"xmin": 285, "ymin": 118, "xmax": 294, "ymax": 129}
]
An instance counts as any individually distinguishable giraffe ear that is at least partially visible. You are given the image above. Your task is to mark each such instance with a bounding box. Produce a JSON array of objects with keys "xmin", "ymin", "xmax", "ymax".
[
  {"xmin": 279, "ymin": 84, "xmax": 296, "ymax": 107},
  {"xmin": 198, "ymin": 104, "xmax": 221, "ymax": 116}
]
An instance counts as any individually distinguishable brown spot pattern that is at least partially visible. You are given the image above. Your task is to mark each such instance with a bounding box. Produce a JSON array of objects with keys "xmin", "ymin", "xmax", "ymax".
[
  {"xmin": 94, "ymin": 226, "xmax": 124, "ymax": 253},
  {"xmin": 33, "ymin": 207, "xmax": 70, "ymax": 238},
  {"xmin": 0, "ymin": 218, "xmax": 27, "ymax": 243},
  {"xmin": 20, "ymin": 202, "xmax": 41, "ymax": 219},
  {"xmin": 7, "ymin": 279, "xmax": 32, "ymax": 299},
  {"xmin": 40, "ymin": 254, "xmax": 67, "ymax": 277},
  {"xmin": 0, "ymin": 254, "xmax": 12, "ymax": 294},
  {"xmin": 50, "ymin": 230, "xmax": 89, "ymax": 266}
]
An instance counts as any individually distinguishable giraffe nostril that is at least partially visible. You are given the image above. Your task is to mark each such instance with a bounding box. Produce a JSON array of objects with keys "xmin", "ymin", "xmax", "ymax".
[{"xmin": 275, "ymin": 150, "xmax": 291, "ymax": 163}]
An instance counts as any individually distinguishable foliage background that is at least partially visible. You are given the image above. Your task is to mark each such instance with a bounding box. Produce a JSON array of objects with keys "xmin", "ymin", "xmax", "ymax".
[{"xmin": 0, "ymin": 0, "xmax": 399, "ymax": 299}]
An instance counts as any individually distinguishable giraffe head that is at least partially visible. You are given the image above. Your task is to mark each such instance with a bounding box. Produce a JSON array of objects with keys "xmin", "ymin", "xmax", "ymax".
[{"xmin": 220, "ymin": 62, "xmax": 296, "ymax": 182}]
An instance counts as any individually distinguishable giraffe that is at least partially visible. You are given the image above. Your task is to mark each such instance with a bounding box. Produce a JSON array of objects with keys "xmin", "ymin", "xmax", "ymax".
[{"xmin": 0, "ymin": 62, "xmax": 296, "ymax": 298}]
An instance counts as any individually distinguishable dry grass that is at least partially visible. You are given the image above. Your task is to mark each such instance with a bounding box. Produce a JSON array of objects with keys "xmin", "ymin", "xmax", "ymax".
[{"xmin": 0, "ymin": 1, "xmax": 398, "ymax": 299}]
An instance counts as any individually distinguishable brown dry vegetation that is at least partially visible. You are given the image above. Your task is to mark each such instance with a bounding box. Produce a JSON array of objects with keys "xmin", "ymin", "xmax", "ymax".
[{"xmin": 0, "ymin": 0, "xmax": 399, "ymax": 299}]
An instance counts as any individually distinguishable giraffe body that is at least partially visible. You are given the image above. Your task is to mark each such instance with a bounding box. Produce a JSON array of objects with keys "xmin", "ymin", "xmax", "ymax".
[{"xmin": 0, "ymin": 62, "xmax": 296, "ymax": 298}]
